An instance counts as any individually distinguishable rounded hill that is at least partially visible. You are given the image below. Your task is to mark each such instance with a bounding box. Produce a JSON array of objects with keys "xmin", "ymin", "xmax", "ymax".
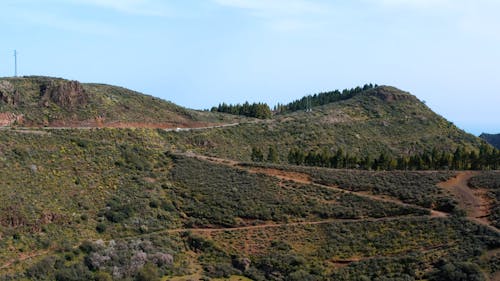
[
  {"xmin": 169, "ymin": 85, "xmax": 485, "ymax": 161},
  {"xmin": 0, "ymin": 76, "xmax": 239, "ymax": 128}
]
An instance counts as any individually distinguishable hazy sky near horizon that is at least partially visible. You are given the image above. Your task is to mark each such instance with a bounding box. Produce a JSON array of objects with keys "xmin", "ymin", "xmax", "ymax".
[{"xmin": 0, "ymin": 0, "xmax": 498, "ymax": 135}]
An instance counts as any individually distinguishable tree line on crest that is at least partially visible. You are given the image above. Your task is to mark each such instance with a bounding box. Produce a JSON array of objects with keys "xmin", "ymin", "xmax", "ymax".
[{"xmin": 252, "ymin": 144, "xmax": 500, "ymax": 170}]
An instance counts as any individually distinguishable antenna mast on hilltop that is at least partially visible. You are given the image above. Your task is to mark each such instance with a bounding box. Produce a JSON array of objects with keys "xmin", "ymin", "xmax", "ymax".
[{"xmin": 14, "ymin": 50, "xmax": 18, "ymax": 77}]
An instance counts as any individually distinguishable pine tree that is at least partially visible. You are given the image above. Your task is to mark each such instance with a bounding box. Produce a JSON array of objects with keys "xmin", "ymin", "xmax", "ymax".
[
  {"xmin": 267, "ymin": 146, "xmax": 279, "ymax": 163},
  {"xmin": 251, "ymin": 147, "xmax": 264, "ymax": 162}
]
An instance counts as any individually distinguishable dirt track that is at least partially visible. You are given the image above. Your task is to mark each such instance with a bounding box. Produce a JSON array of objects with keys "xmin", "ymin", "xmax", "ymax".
[
  {"xmin": 0, "ymin": 118, "xmax": 264, "ymax": 132},
  {"xmin": 186, "ymin": 154, "xmax": 500, "ymax": 227},
  {"xmin": 438, "ymin": 171, "xmax": 497, "ymax": 231},
  {"xmin": 247, "ymin": 166, "xmax": 449, "ymax": 218},
  {"xmin": 163, "ymin": 215, "xmax": 426, "ymax": 234},
  {"xmin": 181, "ymin": 153, "xmax": 448, "ymax": 218},
  {"xmin": 1, "ymin": 153, "xmax": 497, "ymax": 273},
  {"xmin": 0, "ymin": 250, "xmax": 50, "ymax": 271}
]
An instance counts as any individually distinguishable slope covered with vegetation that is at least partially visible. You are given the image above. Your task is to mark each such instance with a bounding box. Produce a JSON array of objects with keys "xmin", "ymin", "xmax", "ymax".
[
  {"xmin": 168, "ymin": 86, "xmax": 485, "ymax": 162},
  {"xmin": 0, "ymin": 76, "xmax": 240, "ymax": 128},
  {"xmin": 0, "ymin": 128, "xmax": 498, "ymax": 281},
  {"xmin": 481, "ymin": 133, "xmax": 500, "ymax": 149},
  {"xmin": 0, "ymin": 80, "xmax": 498, "ymax": 280}
]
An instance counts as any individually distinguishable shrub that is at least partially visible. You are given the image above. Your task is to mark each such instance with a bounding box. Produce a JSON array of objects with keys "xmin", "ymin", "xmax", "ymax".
[
  {"xmin": 26, "ymin": 257, "xmax": 56, "ymax": 279},
  {"xmin": 288, "ymin": 270, "xmax": 320, "ymax": 281},
  {"xmin": 135, "ymin": 263, "xmax": 160, "ymax": 281},
  {"xmin": 203, "ymin": 263, "xmax": 240, "ymax": 278},
  {"xmin": 96, "ymin": 223, "xmax": 106, "ymax": 233},
  {"xmin": 94, "ymin": 271, "xmax": 112, "ymax": 281},
  {"xmin": 430, "ymin": 261, "xmax": 484, "ymax": 281},
  {"xmin": 54, "ymin": 263, "xmax": 93, "ymax": 281}
]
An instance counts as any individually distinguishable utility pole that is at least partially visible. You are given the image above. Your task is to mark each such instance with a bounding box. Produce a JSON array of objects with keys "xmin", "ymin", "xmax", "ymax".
[{"xmin": 14, "ymin": 50, "xmax": 18, "ymax": 77}]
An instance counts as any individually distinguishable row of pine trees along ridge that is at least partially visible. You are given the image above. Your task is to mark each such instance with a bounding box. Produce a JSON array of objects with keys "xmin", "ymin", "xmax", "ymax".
[
  {"xmin": 210, "ymin": 83, "xmax": 378, "ymax": 118},
  {"xmin": 252, "ymin": 144, "xmax": 500, "ymax": 170}
]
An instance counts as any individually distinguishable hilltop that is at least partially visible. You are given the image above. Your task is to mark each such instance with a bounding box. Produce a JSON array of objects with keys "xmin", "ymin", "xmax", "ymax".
[
  {"xmin": 481, "ymin": 133, "xmax": 500, "ymax": 149},
  {"xmin": 0, "ymin": 78, "xmax": 493, "ymax": 166},
  {"xmin": 0, "ymin": 76, "xmax": 241, "ymax": 128},
  {"xmin": 0, "ymin": 77, "xmax": 489, "ymax": 160},
  {"xmin": 170, "ymin": 85, "xmax": 485, "ymax": 162}
]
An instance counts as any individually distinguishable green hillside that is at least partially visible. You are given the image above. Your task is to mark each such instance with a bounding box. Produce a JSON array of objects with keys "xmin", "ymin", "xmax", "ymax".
[
  {"xmin": 0, "ymin": 81, "xmax": 499, "ymax": 280},
  {"xmin": 168, "ymin": 86, "xmax": 485, "ymax": 162},
  {"xmin": 0, "ymin": 128, "xmax": 498, "ymax": 280},
  {"xmin": 481, "ymin": 133, "xmax": 500, "ymax": 149},
  {"xmin": 0, "ymin": 76, "xmax": 241, "ymax": 128}
]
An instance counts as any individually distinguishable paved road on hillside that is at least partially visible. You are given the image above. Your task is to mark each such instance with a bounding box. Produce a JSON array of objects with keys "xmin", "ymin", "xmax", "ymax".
[{"xmin": 163, "ymin": 122, "xmax": 242, "ymax": 132}]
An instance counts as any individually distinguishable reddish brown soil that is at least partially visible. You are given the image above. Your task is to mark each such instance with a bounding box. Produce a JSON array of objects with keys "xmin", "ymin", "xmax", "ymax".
[
  {"xmin": 438, "ymin": 172, "xmax": 495, "ymax": 229},
  {"xmin": 4, "ymin": 153, "xmax": 491, "ymax": 273},
  {"xmin": 241, "ymin": 167, "xmax": 497, "ymax": 231},
  {"xmin": 72, "ymin": 152, "xmax": 447, "ymax": 245},
  {"xmin": 166, "ymin": 217, "xmax": 411, "ymax": 234},
  {"xmin": 177, "ymin": 153, "xmax": 449, "ymax": 218},
  {"xmin": 0, "ymin": 250, "xmax": 50, "ymax": 271},
  {"xmin": 245, "ymin": 167, "xmax": 312, "ymax": 184},
  {"xmin": 242, "ymin": 165, "xmax": 448, "ymax": 218}
]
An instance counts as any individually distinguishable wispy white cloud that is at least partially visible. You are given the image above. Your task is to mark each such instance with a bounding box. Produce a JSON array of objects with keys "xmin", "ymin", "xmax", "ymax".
[
  {"xmin": 369, "ymin": 0, "xmax": 500, "ymax": 41},
  {"xmin": 18, "ymin": 10, "xmax": 117, "ymax": 35},
  {"xmin": 213, "ymin": 0, "xmax": 330, "ymax": 31},
  {"xmin": 214, "ymin": 0, "xmax": 326, "ymax": 16},
  {"xmin": 369, "ymin": 0, "xmax": 452, "ymax": 8},
  {"xmin": 0, "ymin": 1, "xmax": 117, "ymax": 35},
  {"xmin": 65, "ymin": 0, "xmax": 171, "ymax": 17}
]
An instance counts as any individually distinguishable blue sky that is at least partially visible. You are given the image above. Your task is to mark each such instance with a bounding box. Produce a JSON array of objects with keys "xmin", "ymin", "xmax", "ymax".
[{"xmin": 0, "ymin": 0, "xmax": 498, "ymax": 135}]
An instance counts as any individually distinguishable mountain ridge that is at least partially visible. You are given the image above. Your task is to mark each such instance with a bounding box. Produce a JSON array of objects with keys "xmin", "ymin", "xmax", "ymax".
[
  {"xmin": 167, "ymin": 85, "xmax": 486, "ymax": 162},
  {"xmin": 1, "ymin": 76, "xmax": 488, "ymax": 161},
  {"xmin": 480, "ymin": 133, "xmax": 500, "ymax": 149}
]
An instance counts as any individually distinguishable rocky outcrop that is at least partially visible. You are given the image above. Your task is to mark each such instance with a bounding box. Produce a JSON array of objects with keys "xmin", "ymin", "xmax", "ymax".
[
  {"xmin": 0, "ymin": 207, "xmax": 66, "ymax": 233},
  {"xmin": 368, "ymin": 86, "xmax": 418, "ymax": 103},
  {"xmin": 0, "ymin": 80, "xmax": 21, "ymax": 106},
  {"xmin": 39, "ymin": 80, "xmax": 89, "ymax": 109},
  {"xmin": 0, "ymin": 112, "xmax": 23, "ymax": 126},
  {"xmin": 0, "ymin": 207, "xmax": 28, "ymax": 228}
]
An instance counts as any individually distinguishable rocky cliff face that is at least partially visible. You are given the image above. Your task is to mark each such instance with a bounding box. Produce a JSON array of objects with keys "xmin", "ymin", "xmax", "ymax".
[
  {"xmin": 0, "ymin": 79, "xmax": 89, "ymax": 109},
  {"xmin": 0, "ymin": 76, "xmax": 247, "ymax": 128},
  {"xmin": 0, "ymin": 78, "xmax": 91, "ymax": 126},
  {"xmin": 0, "ymin": 81, "xmax": 24, "ymax": 126},
  {"xmin": 0, "ymin": 112, "xmax": 23, "ymax": 126},
  {"xmin": 367, "ymin": 86, "xmax": 418, "ymax": 103},
  {"xmin": 39, "ymin": 80, "xmax": 89, "ymax": 109},
  {"xmin": 0, "ymin": 80, "xmax": 21, "ymax": 106}
]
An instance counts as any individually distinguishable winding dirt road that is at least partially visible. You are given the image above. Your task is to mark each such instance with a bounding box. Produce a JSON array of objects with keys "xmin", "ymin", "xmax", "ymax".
[
  {"xmin": 181, "ymin": 153, "xmax": 448, "ymax": 218},
  {"xmin": 438, "ymin": 171, "xmax": 498, "ymax": 232},
  {"xmin": 2, "ymin": 152, "xmax": 497, "ymax": 274}
]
